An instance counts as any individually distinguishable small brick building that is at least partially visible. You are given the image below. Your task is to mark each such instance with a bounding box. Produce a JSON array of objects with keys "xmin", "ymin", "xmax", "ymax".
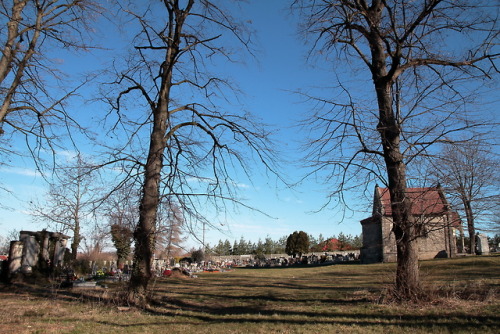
[{"xmin": 360, "ymin": 185, "xmax": 460, "ymax": 264}]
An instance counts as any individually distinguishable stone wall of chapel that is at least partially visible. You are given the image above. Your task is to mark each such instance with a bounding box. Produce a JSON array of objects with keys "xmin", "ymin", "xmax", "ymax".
[
  {"xmin": 378, "ymin": 215, "xmax": 454, "ymax": 262},
  {"xmin": 381, "ymin": 216, "xmax": 397, "ymax": 262}
]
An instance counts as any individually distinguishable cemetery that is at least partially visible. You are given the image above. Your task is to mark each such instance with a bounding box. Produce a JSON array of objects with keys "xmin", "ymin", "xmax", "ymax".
[
  {"xmin": 0, "ymin": 0, "xmax": 499, "ymax": 332},
  {"xmin": 0, "ymin": 253, "xmax": 498, "ymax": 333},
  {"xmin": 0, "ymin": 229, "xmax": 498, "ymax": 334},
  {"xmin": 2, "ymin": 238, "xmax": 361, "ymax": 288}
]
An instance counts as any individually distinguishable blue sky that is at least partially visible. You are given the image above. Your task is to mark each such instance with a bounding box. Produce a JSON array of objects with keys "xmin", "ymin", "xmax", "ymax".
[
  {"xmin": 1, "ymin": 1, "xmax": 497, "ymax": 250},
  {"xmin": 0, "ymin": 1, "xmax": 368, "ymax": 249}
]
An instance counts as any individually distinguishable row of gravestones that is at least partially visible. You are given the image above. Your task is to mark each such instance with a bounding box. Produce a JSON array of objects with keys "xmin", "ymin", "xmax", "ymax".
[
  {"xmin": 89, "ymin": 260, "xmax": 132, "ymax": 275},
  {"xmin": 3, "ymin": 231, "xmax": 490, "ymax": 279}
]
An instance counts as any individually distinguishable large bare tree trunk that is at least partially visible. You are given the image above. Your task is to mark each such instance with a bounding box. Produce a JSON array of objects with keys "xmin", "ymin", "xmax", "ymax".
[
  {"xmin": 372, "ymin": 24, "xmax": 421, "ymax": 299},
  {"xmin": 393, "ymin": 220, "xmax": 420, "ymax": 298},
  {"xmin": 128, "ymin": 95, "xmax": 170, "ymax": 303},
  {"xmin": 380, "ymin": 122, "xmax": 420, "ymax": 299},
  {"xmin": 381, "ymin": 137, "xmax": 421, "ymax": 300},
  {"xmin": 0, "ymin": 0, "xmax": 27, "ymax": 85},
  {"xmin": 128, "ymin": 1, "xmax": 188, "ymax": 304},
  {"xmin": 385, "ymin": 160, "xmax": 420, "ymax": 299}
]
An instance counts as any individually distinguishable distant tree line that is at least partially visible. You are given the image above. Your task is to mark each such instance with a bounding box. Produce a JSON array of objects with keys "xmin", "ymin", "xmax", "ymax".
[
  {"xmin": 205, "ymin": 232, "xmax": 362, "ymax": 257},
  {"xmin": 489, "ymin": 235, "xmax": 500, "ymax": 252},
  {"xmin": 206, "ymin": 236, "xmax": 287, "ymax": 257}
]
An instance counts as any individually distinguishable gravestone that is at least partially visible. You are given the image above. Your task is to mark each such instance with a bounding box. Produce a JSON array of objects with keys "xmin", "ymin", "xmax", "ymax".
[
  {"xmin": 476, "ymin": 234, "xmax": 489, "ymax": 255},
  {"xmin": 8, "ymin": 241, "xmax": 23, "ymax": 275},
  {"xmin": 53, "ymin": 237, "xmax": 68, "ymax": 266},
  {"xmin": 20, "ymin": 234, "xmax": 39, "ymax": 270}
]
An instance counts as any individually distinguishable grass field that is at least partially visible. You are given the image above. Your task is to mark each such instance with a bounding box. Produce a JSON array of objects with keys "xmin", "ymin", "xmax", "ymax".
[{"xmin": 0, "ymin": 255, "xmax": 498, "ymax": 333}]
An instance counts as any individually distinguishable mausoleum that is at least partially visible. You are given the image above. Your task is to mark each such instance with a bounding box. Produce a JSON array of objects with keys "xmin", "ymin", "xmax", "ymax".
[{"xmin": 8, "ymin": 230, "xmax": 70, "ymax": 277}]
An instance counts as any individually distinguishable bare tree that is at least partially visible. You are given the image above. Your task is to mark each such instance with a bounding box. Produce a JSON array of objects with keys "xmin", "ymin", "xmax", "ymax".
[
  {"xmin": 430, "ymin": 139, "xmax": 500, "ymax": 253},
  {"xmin": 0, "ymin": 0, "xmax": 100, "ymax": 165},
  {"xmin": 102, "ymin": 183, "xmax": 140, "ymax": 232},
  {"xmin": 100, "ymin": 0, "xmax": 278, "ymax": 304},
  {"xmin": 155, "ymin": 199, "xmax": 186, "ymax": 261},
  {"xmin": 100, "ymin": 184, "xmax": 139, "ymax": 267},
  {"xmin": 0, "ymin": 229, "xmax": 19, "ymax": 254},
  {"xmin": 293, "ymin": 0, "xmax": 498, "ymax": 301},
  {"xmin": 80, "ymin": 223, "xmax": 108, "ymax": 260},
  {"xmin": 30, "ymin": 154, "xmax": 100, "ymax": 260},
  {"xmin": 0, "ymin": 235, "xmax": 6, "ymax": 254}
]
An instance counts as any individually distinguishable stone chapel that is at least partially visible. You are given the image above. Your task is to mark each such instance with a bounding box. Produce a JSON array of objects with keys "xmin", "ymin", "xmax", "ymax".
[{"xmin": 360, "ymin": 185, "xmax": 461, "ymax": 264}]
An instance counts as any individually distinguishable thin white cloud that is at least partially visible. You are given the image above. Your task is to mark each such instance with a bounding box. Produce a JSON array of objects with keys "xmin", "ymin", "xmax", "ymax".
[
  {"xmin": 0, "ymin": 167, "xmax": 39, "ymax": 177},
  {"xmin": 56, "ymin": 149, "xmax": 78, "ymax": 159},
  {"xmin": 284, "ymin": 197, "xmax": 304, "ymax": 204},
  {"xmin": 187, "ymin": 177, "xmax": 252, "ymax": 190}
]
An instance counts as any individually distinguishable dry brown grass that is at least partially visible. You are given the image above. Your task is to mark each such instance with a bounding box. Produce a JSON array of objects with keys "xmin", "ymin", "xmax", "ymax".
[{"xmin": 0, "ymin": 255, "xmax": 498, "ymax": 333}]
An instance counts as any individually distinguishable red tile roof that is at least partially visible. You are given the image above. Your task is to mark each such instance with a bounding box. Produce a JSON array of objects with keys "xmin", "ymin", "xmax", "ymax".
[
  {"xmin": 321, "ymin": 238, "xmax": 353, "ymax": 251},
  {"xmin": 378, "ymin": 187, "xmax": 446, "ymax": 216}
]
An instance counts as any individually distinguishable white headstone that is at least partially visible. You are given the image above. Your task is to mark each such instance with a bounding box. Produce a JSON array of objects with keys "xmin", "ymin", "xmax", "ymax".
[
  {"xmin": 476, "ymin": 234, "xmax": 490, "ymax": 255},
  {"xmin": 8, "ymin": 241, "xmax": 23, "ymax": 275}
]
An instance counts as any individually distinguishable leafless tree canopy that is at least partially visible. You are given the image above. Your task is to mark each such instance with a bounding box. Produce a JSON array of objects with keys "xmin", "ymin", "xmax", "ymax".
[
  {"xmin": 430, "ymin": 139, "xmax": 500, "ymax": 252},
  {"xmin": 293, "ymin": 0, "xmax": 499, "ymax": 301},
  {"xmin": 30, "ymin": 154, "xmax": 101, "ymax": 260},
  {"xmin": 296, "ymin": 0, "xmax": 499, "ymax": 201},
  {"xmin": 155, "ymin": 199, "xmax": 187, "ymax": 259},
  {"xmin": 0, "ymin": 0, "xmax": 100, "ymax": 166},
  {"xmin": 101, "ymin": 182, "xmax": 140, "ymax": 232},
  {"xmin": 101, "ymin": 0, "xmax": 276, "ymax": 227},
  {"xmin": 98, "ymin": 0, "xmax": 279, "ymax": 302}
]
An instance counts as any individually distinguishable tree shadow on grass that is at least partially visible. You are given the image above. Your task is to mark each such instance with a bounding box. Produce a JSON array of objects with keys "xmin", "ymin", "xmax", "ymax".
[
  {"xmin": 162, "ymin": 272, "xmax": 379, "ymax": 290},
  {"xmin": 92, "ymin": 316, "xmax": 499, "ymax": 332},
  {"xmin": 0, "ymin": 280, "xmax": 123, "ymax": 306},
  {"xmin": 157, "ymin": 291, "xmax": 374, "ymax": 307},
  {"xmin": 89, "ymin": 300, "xmax": 500, "ymax": 332},
  {"xmin": 3, "ymin": 281, "xmax": 498, "ymax": 332},
  {"xmin": 3, "ymin": 256, "xmax": 499, "ymax": 332},
  {"xmin": 139, "ymin": 287, "xmax": 500, "ymax": 330},
  {"xmin": 2, "ymin": 278, "xmax": 499, "ymax": 332}
]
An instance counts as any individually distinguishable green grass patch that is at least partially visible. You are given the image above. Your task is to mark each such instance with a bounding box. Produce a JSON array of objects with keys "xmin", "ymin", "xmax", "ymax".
[{"xmin": 0, "ymin": 255, "xmax": 498, "ymax": 333}]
